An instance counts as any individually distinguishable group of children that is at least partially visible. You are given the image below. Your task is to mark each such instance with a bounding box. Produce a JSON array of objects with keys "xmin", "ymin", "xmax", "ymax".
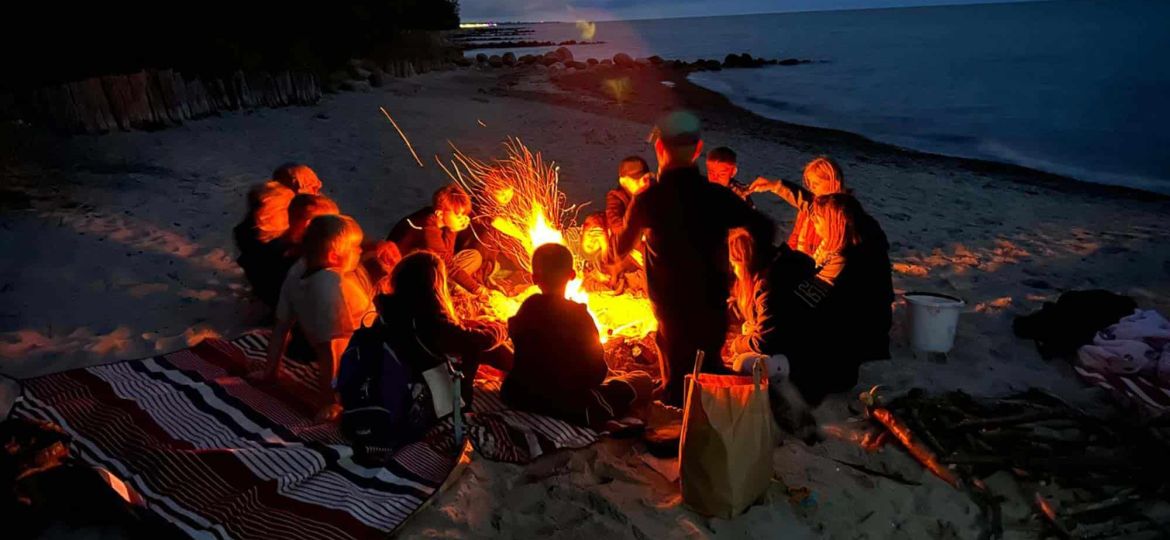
[
  {"xmin": 233, "ymin": 164, "xmax": 652, "ymax": 426},
  {"xmin": 234, "ymin": 137, "xmax": 891, "ymax": 432}
]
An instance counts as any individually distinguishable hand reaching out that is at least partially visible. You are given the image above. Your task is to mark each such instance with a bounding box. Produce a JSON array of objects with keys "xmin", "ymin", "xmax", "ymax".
[{"xmin": 749, "ymin": 176, "xmax": 780, "ymax": 194}]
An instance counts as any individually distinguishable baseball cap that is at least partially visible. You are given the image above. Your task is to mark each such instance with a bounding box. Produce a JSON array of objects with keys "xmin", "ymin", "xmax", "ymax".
[{"xmin": 649, "ymin": 111, "xmax": 701, "ymax": 146}]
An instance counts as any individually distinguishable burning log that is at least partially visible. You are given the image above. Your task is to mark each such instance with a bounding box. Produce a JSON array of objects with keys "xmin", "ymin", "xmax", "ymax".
[
  {"xmin": 1034, "ymin": 492, "xmax": 1072, "ymax": 539},
  {"xmin": 868, "ymin": 406, "xmax": 960, "ymax": 488}
]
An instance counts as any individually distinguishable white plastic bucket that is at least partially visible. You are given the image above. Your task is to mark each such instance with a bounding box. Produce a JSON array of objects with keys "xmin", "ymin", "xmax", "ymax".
[{"xmin": 903, "ymin": 292, "xmax": 965, "ymax": 353}]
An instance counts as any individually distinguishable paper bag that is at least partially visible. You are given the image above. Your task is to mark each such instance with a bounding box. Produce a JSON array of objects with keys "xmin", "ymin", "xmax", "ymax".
[{"xmin": 679, "ymin": 352, "xmax": 775, "ymax": 518}]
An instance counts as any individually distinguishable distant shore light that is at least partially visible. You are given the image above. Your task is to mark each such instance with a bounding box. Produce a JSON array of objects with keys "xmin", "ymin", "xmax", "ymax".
[{"xmin": 459, "ymin": 22, "xmax": 497, "ymax": 29}]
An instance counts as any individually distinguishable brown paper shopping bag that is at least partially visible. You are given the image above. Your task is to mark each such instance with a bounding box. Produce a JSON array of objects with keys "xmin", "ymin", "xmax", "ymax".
[{"xmin": 679, "ymin": 351, "xmax": 775, "ymax": 518}]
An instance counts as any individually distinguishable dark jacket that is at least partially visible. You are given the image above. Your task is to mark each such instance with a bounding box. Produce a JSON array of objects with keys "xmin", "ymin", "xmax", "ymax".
[
  {"xmin": 616, "ymin": 166, "xmax": 775, "ymax": 311},
  {"xmin": 751, "ymin": 212, "xmax": 893, "ymax": 404},
  {"xmin": 605, "ymin": 188, "xmax": 633, "ymax": 239},
  {"xmin": 374, "ymin": 294, "xmax": 499, "ymax": 373},
  {"xmin": 233, "ymin": 218, "xmax": 295, "ymax": 308},
  {"xmin": 503, "ymin": 293, "xmax": 608, "ymax": 409},
  {"xmin": 387, "ymin": 207, "xmax": 479, "ymax": 291}
]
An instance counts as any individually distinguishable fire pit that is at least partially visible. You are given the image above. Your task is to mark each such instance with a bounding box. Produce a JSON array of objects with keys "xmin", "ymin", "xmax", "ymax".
[{"xmin": 440, "ymin": 138, "xmax": 659, "ymax": 366}]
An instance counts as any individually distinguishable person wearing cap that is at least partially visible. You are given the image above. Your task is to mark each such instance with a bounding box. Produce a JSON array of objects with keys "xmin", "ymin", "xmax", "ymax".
[
  {"xmin": 605, "ymin": 156, "xmax": 653, "ymax": 240},
  {"xmin": 615, "ymin": 111, "xmax": 777, "ymax": 406}
]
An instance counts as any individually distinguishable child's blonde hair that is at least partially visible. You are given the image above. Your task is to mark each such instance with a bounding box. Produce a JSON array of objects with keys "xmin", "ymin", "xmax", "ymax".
[
  {"xmin": 303, "ymin": 214, "xmax": 363, "ymax": 269},
  {"xmin": 803, "ymin": 156, "xmax": 845, "ymax": 194},
  {"xmin": 273, "ymin": 163, "xmax": 323, "ymax": 194},
  {"xmin": 250, "ymin": 181, "xmax": 296, "ymax": 243},
  {"xmin": 811, "ymin": 194, "xmax": 863, "ymax": 259},
  {"xmin": 287, "ymin": 194, "xmax": 341, "ymax": 244},
  {"xmin": 728, "ymin": 228, "xmax": 760, "ymax": 320}
]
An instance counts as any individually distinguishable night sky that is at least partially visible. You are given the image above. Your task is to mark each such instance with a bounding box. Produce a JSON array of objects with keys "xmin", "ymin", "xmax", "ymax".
[{"xmin": 461, "ymin": 0, "xmax": 1039, "ymax": 22}]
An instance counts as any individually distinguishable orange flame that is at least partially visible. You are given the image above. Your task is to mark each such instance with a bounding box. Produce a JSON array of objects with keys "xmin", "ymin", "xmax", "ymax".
[{"xmin": 447, "ymin": 139, "xmax": 657, "ymax": 344}]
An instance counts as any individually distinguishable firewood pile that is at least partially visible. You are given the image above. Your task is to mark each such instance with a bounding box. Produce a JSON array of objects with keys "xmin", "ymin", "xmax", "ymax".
[{"xmin": 857, "ymin": 388, "xmax": 1170, "ymax": 539}]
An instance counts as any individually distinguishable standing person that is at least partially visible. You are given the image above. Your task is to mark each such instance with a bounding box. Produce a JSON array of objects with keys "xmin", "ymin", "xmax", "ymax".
[
  {"xmin": 605, "ymin": 156, "xmax": 653, "ymax": 239},
  {"xmin": 615, "ymin": 112, "xmax": 776, "ymax": 406},
  {"xmin": 705, "ymin": 146, "xmax": 751, "ymax": 199},
  {"xmin": 748, "ymin": 156, "xmax": 847, "ymax": 256}
]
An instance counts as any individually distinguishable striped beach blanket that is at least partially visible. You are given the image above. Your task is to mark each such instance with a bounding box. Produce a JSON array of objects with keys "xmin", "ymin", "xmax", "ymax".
[
  {"xmin": 465, "ymin": 367, "xmax": 601, "ymax": 463},
  {"xmin": 11, "ymin": 333, "xmax": 468, "ymax": 540},
  {"xmin": 10, "ymin": 332, "xmax": 603, "ymax": 538},
  {"xmin": 1073, "ymin": 365, "xmax": 1170, "ymax": 416}
]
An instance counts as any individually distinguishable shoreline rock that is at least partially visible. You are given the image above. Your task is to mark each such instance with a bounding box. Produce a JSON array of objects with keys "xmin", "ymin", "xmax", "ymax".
[
  {"xmin": 457, "ymin": 49, "xmax": 814, "ymax": 75},
  {"xmin": 458, "ymin": 39, "xmax": 606, "ymax": 51}
]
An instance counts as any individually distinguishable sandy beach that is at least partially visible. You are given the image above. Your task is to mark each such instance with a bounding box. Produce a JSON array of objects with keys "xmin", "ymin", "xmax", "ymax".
[{"xmin": 3, "ymin": 64, "xmax": 1169, "ymax": 538}]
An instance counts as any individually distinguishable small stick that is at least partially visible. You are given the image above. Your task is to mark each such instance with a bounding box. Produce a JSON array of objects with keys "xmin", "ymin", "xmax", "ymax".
[
  {"xmin": 955, "ymin": 409, "xmax": 1066, "ymax": 430},
  {"xmin": 379, "ymin": 106, "xmax": 424, "ymax": 168},
  {"xmin": 1072, "ymin": 519, "xmax": 1156, "ymax": 540},
  {"xmin": 907, "ymin": 407, "xmax": 948, "ymax": 456},
  {"xmin": 831, "ymin": 458, "xmax": 922, "ymax": 486},
  {"xmin": 1034, "ymin": 492, "xmax": 1072, "ymax": 539},
  {"xmin": 1066, "ymin": 489, "xmax": 1140, "ymax": 517}
]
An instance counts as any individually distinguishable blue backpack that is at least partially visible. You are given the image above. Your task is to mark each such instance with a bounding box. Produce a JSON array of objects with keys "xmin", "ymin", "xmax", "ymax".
[{"xmin": 336, "ymin": 316, "xmax": 430, "ymax": 448}]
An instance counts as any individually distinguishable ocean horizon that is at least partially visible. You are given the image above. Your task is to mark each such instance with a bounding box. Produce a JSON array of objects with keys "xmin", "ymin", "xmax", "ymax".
[{"xmin": 466, "ymin": 0, "xmax": 1170, "ymax": 194}]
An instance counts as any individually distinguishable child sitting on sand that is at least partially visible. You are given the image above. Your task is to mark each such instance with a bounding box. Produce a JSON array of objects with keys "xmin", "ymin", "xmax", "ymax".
[
  {"xmin": 580, "ymin": 213, "xmax": 645, "ymax": 294},
  {"xmin": 728, "ymin": 194, "xmax": 892, "ymax": 406},
  {"xmin": 749, "ymin": 155, "xmax": 847, "ymax": 256},
  {"xmin": 388, "ymin": 184, "xmax": 487, "ymax": 295},
  {"xmin": 235, "ymin": 181, "xmax": 296, "ymax": 308},
  {"xmin": 272, "ymin": 163, "xmax": 323, "ymax": 194},
  {"xmin": 706, "ymin": 146, "xmax": 751, "ymax": 199},
  {"xmin": 375, "ymin": 251, "xmax": 510, "ymax": 408},
  {"xmin": 504, "ymin": 244, "xmax": 653, "ymax": 429},
  {"xmin": 254, "ymin": 215, "xmax": 375, "ymax": 421},
  {"xmin": 605, "ymin": 156, "xmax": 653, "ymax": 239},
  {"xmin": 281, "ymin": 194, "xmax": 341, "ymax": 259}
]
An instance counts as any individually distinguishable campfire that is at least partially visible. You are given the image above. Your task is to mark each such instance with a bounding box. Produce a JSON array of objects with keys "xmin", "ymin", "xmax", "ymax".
[{"xmin": 439, "ymin": 138, "xmax": 658, "ymax": 346}]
